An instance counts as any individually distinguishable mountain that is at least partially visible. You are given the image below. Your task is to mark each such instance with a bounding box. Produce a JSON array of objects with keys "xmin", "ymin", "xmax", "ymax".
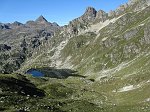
[
  {"xmin": 0, "ymin": 16, "xmax": 60, "ymax": 74},
  {"xmin": 35, "ymin": 15, "xmax": 48, "ymax": 23},
  {"xmin": 0, "ymin": 0, "xmax": 150, "ymax": 111}
]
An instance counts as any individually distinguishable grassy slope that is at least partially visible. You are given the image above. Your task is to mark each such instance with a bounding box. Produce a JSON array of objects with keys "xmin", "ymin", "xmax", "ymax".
[
  {"xmin": 0, "ymin": 52, "xmax": 150, "ymax": 112},
  {"xmin": 3, "ymin": 4, "xmax": 150, "ymax": 112},
  {"xmin": 58, "ymin": 6, "xmax": 150, "ymax": 78}
]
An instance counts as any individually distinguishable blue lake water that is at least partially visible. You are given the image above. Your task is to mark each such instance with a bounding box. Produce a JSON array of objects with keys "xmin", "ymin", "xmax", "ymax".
[{"xmin": 26, "ymin": 70, "xmax": 44, "ymax": 77}]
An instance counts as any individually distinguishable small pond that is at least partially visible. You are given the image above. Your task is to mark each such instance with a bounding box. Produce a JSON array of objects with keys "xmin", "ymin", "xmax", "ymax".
[{"xmin": 26, "ymin": 69, "xmax": 44, "ymax": 77}]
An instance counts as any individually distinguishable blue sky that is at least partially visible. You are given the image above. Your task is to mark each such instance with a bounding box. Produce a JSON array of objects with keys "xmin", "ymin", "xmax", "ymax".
[{"xmin": 0, "ymin": 0, "xmax": 128, "ymax": 26}]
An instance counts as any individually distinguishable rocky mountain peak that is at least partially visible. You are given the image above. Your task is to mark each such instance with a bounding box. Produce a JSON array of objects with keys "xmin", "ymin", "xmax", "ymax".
[
  {"xmin": 80, "ymin": 6, "xmax": 97, "ymax": 22},
  {"xmin": 83, "ymin": 7, "xmax": 97, "ymax": 17},
  {"xmin": 96, "ymin": 10, "xmax": 108, "ymax": 22},
  {"xmin": 35, "ymin": 15, "xmax": 48, "ymax": 23}
]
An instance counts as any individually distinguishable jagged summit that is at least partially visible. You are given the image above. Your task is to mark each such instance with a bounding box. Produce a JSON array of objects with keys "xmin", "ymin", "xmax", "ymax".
[
  {"xmin": 83, "ymin": 6, "xmax": 97, "ymax": 18},
  {"xmin": 35, "ymin": 15, "xmax": 48, "ymax": 23}
]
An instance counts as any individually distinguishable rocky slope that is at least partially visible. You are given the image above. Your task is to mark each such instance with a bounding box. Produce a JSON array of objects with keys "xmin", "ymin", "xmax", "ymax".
[
  {"xmin": 0, "ymin": 15, "xmax": 60, "ymax": 73},
  {"xmin": 0, "ymin": 0, "xmax": 150, "ymax": 112},
  {"xmin": 20, "ymin": 0, "xmax": 150, "ymax": 73}
]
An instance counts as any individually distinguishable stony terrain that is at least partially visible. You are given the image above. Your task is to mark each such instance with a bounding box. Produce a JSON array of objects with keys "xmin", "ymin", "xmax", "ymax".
[{"xmin": 0, "ymin": 0, "xmax": 150, "ymax": 112}]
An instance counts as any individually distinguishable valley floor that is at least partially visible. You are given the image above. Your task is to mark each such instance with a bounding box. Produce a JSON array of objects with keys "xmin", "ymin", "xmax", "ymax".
[{"xmin": 0, "ymin": 69, "xmax": 149, "ymax": 112}]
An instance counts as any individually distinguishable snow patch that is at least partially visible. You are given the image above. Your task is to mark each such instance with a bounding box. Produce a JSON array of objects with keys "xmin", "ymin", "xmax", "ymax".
[
  {"xmin": 116, "ymin": 80, "xmax": 149, "ymax": 93},
  {"xmin": 117, "ymin": 85, "xmax": 138, "ymax": 92},
  {"xmin": 102, "ymin": 37, "xmax": 108, "ymax": 41},
  {"xmin": 139, "ymin": 23, "xmax": 144, "ymax": 26},
  {"xmin": 145, "ymin": 98, "xmax": 150, "ymax": 102},
  {"xmin": 147, "ymin": 80, "xmax": 150, "ymax": 83}
]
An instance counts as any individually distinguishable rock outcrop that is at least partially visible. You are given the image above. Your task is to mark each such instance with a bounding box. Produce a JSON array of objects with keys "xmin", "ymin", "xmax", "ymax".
[
  {"xmin": 128, "ymin": 0, "xmax": 150, "ymax": 11},
  {"xmin": 0, "ymin": 44, "xmax": 11, "ymax": 52},
  {"xmin": 81, "ymin": 7, "xmax": 97, "ymax": 22},
  {"xmin": 95, "ymin": 10, "xmax": 108, "ymax": 22}
]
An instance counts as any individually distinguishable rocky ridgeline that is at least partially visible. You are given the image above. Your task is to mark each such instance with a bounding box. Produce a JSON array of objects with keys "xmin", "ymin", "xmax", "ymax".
[
  {"xmin": 0, "ymin": 15, "xmax": 60, "ymax": 73},
  {"xmin": 64, "ymin": 0, "xmax": 150, "ymax": 35},
  {"xmin": 64, "ymin": 7, "xmax": 107, "ymax": 35}
]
